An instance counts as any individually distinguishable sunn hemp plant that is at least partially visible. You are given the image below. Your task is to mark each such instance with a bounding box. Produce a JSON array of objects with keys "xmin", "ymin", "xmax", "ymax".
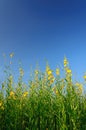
[{"xmin": 0, "ymin": 56, "xmax": 86, "ymax": 130}]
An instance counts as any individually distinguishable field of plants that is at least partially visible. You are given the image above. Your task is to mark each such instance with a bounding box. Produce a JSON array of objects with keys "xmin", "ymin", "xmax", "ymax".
[{"xmin": 0, "ymin": 56, "xmax": 86, "ymax": 130}]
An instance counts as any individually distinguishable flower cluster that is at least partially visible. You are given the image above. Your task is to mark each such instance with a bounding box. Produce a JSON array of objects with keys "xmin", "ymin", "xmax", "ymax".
[{"xmin": 46, "ymin": 65, "xmax": 55, "ymax": 85}]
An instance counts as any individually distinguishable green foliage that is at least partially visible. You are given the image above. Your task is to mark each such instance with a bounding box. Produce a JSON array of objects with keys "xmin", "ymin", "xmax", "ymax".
[{"xmin": 0, "ymin": 57, "xmax": 86, "ymax": 130}]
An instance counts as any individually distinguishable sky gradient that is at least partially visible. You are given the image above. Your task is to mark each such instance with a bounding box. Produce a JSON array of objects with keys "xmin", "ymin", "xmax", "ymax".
[{"xmin": 0, "ymin": 0, "xmax": 86, "ymax": 83}]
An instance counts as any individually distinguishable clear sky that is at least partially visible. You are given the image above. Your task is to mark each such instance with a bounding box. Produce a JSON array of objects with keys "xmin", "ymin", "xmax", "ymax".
[{"xmin": 0, "ymin": 0, "xmax": 86, "ymax": 83}]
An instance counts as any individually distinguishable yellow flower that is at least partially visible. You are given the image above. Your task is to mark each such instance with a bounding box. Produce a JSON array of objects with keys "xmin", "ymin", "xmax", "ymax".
[
  {"xmin": 10, "ymin": 91, "xmax": 15, "ymax": 97},
  {"xmin": 35, "ymin": 70, "xmax": 39, "ymax": 75},
  {"xmin": 48, "ymin": 76, "xmax": 51, "ymax": 80},
  {"xmin": 56, "ymin": 90, "xmax": 58, "ymax": 95},
  {"xmin": 47, "ymin": 70, "xmax": 52, "ymax": 75},
  {"xmin": 75, "ymin": 82, "xmax": 80, "ymax": 87},
  {"xmin": 49, "ymin": 78, "xmax": 55, "ymax": 85},
  {"xmin": 1, "ymin": 106, "xmax": 4, "ymax": 110},
  {"xmin": 46, "ymin": 65, "xmax": 53, "ymax": 74},
  {"xmin": 23, "ymin": 91, "xmax": 28, "ymax": 97},
  {"xmin": 83, "ymin": 75, "xmax": 86, "ymax": 81},
  {"xmin": 56, "ymin": 68, "xmax": 60, "ymax": 75},
  {"xmin": 48, "ymin": 74, "xmax": 54, "ymax": 80},
  {"xmin": 10, "ymin": 52, "xmax": 14, "ymax": 58},
  {"xmin": 64, "ymin": 57, "xmax": 68, "ymax": 67},
  {"xmin": 65, "ymin": 67, "xmax": 72, "ymax": 75},
  {"xmin": 66, "ymin": 68, "xmax": 72, "ymax": 74},
  {"xmin": 0, "ymin": 102, "xmax": 4, "ymax": 110},
  {"xmin": 9, "ymin": 91, "xmax": 16, "ymax": 99},
  {"xmin": 0, "ymin": 102, "xmax": 2, "ymax": 107}
]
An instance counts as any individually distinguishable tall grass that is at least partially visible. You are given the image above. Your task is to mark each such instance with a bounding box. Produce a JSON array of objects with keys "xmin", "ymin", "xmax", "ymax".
[{"xmin": 0, "ymin": 57, "xmax": 86, "ymax": 130}]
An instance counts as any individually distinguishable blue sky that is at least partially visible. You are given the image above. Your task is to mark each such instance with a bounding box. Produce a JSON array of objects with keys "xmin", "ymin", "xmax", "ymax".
[{"xmin": 0, "ymin": 0, "xmax": 86, "ymax": 83}]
